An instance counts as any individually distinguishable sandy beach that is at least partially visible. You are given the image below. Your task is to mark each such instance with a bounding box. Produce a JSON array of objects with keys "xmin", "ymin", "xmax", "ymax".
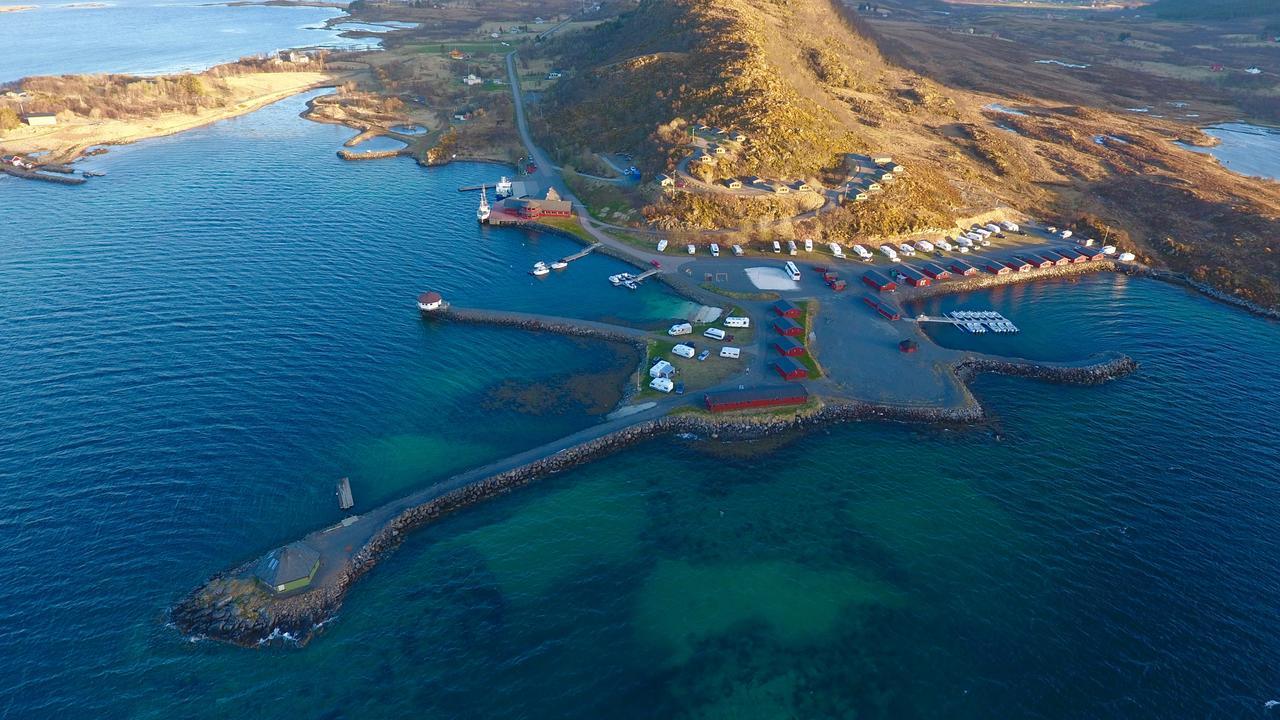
[{"xmin": 0, "ymin": 71, "xmax": 338, "ymax": 161}]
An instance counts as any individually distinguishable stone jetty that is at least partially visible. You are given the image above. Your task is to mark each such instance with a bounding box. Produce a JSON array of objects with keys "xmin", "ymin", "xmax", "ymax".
[{"xmin": 170, "ymin": 347, "xmax": 1136, "ymax": 649}]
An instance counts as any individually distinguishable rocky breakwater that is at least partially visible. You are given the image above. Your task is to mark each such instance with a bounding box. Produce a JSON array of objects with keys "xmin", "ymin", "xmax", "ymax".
[
  {"xmin": 435, "ymin": 307, "xmax": 651, "ymax": 351},
  {"xmin": 902, "ymin": 260, "xmax": 1118, "ymax": 301},
  {"xmin": 954, "ymin": 352, "xmax": 1139, "ymax": 386}
]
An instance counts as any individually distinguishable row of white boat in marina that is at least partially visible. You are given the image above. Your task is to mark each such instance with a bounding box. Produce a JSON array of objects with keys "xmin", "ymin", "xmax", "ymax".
[
  {"xmin": 608, "ymin": 272, "xmax": 640, "ymax": 290},
  {"xmin": 946, "ymin": 310, "xmax": 1020, "ymax": 334},
  {"xmin": 529, "ymin": 259, "xmax": 568, "ymax": 277}
]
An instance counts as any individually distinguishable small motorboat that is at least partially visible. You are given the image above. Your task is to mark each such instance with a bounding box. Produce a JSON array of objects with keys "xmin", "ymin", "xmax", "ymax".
[
  {"xmin": 623, "ymin": 279, "xmax": 638, "ymax": 290},
  {"xmin": 551, "ymin": 260, "xmax": 568, "ymax": 270},
  {"xmin": 530, "ymin": 261, "xmax": 550, "ymax": 276}
]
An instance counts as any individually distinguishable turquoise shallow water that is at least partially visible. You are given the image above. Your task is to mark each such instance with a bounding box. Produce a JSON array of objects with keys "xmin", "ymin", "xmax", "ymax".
[{"xmin": 4, "ymin": 93, "xmax": 1280, "ymax": 718}]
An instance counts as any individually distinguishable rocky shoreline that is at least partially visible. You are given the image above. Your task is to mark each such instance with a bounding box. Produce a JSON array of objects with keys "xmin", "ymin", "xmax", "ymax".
[{"xmin": 171, "ymin": 350, "xmax": 1137, "ymax": 649}]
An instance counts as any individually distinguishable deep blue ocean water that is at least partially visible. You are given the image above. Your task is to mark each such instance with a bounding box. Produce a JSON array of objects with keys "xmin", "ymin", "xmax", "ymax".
[
  {"xmin": 3, "ymin": 92, "xmax": 1280, "ymax": 719},
  {"xmin": 0, "ymin": 0, "xmax": 368, "ymax": 82}
]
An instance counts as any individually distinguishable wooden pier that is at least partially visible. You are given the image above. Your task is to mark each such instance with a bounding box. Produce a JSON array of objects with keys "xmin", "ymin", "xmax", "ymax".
[
  {"xmin": 560, "ymin": 243, "xmax": 601, "ymax": 263},
  {"xmin": 336, "ymin": 477, "xmax": 354, "ymax": 511},
  {"xmin": 632, "ymin": 267, "xmax": 660, "ymax": 283}
]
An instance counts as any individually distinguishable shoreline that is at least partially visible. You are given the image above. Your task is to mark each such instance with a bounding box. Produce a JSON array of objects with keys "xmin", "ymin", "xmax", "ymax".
[
  {"xmin": 172, "ymin": 298, "xmax": 1137, "ymax": 648},
  {"xmin": 1, "ymin": 72, "xmax": 344, "ymax": 164}
]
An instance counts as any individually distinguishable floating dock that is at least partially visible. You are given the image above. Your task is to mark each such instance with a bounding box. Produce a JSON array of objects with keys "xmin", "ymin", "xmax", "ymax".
[
  {"xmin": 336, "ymin": 477, "xmax": 354, "ymax": 511},
  {"xmin": 915, "ymin": 310, "xmax": 1019, "ymax": 334},
  {"xmin": 561, "ymin": 243, "xmax": 600, "ymax": 263}
]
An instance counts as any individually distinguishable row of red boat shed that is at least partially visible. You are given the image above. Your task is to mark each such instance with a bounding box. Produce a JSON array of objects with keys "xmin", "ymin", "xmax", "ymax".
[
  {"xmin": 863, "ymin": 246, "xmax": 1105, "ymax": 293},
  {"xmin": 770, "ymin": 300, "xmax": 809, "ymax": 380}
]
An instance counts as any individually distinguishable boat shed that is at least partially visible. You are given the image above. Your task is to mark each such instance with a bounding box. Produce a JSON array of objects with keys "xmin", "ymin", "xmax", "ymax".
[
  {"xmin": 948, "ymin": 259, "xmax": 979, "ymax": 276},
  {"xmin": 1059, "ymin": 247, "xmax": 1090, "ymax": 263},
  {"xmin": 983, "ymin": 261, "xmax": 1011, "ymax": 276},
  {"xmin": 704, "ymin": 385, "xmax": 809, "ymax": 413},
  {"xmin": 862, "ymin": 270, "xmax": 897, "ymax": 292},
  {"xmin": 773, "ymin": 336, "xmax": 806, "ymax": 357},
  {"xmin": 772, "ymin": 299, "xmax": 802, "ymax": 318},
  {"xmin": 255, "ymin": 542, "xmax": 321, "ymax": 595},
  {"xmin": 772, "ymin": 356, "xmax": 809, "ymax": 381},
  {"xmin": 772, "ymin": 316, "xmax": 804, "ymax": 337},
  {"xmin": 920, "ymin": 262, "xmax": 952, "ymax": 280},
  {"xmin": 1079, "ymin": 246, "xmax": 1107, "ymax": 261},
  {"xmin": 895, "ymin": 265, "xmax": 931, "ymax": 287},
  {"xmin": 1020, "ymin": 254, "xmax": 1053, "ymax": 269},
  {"xmin": 1004, "ymin": 258, "xmax": 1032, "ymax": 273},
  {"xmin": 1042, "ymin": 251, "xmax": 1070, "ymax": 267}
]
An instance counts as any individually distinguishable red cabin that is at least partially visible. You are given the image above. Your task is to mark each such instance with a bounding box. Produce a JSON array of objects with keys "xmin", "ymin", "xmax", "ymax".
[
  {"xmin": 772, "ymin": 300, "xmax": 802, "ymax": 318},
  {"xmin": 948, "ymin": 260, "xmax": 979, "ymax": 277},
  {"xmin": 773, "ymin": 336, "xmax": 806, "ymax": 357},
  {"xmin": 862, "ymin": 270, "xmax": 897, "ymax": 292},
  {"xmin": 772, "ymin": 316, "xmax": 804, "ymax": 337},
  {"xmin": 1005, "ymin": 259, "xmax": 1032, "ymax": 273},
  {"xmin": 920, "ymin": 263, "xmax": 952, "ymax": 280},
  {"xmin": 984, "ymin": 262, "xmax": 1011, "ymax": 276},
  {"xmin": 1020, "ymin": 254, "xmax": 1053, "ymax": 269},
  {"xmin": 773, "ymin": 357, "xmax": 809, "ymax": 381}
]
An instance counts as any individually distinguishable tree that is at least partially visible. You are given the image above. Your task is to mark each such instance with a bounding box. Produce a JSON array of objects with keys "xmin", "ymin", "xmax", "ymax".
[{"xmin": 0, "ymin": 107, "xmax": 20, "ymax": 131}]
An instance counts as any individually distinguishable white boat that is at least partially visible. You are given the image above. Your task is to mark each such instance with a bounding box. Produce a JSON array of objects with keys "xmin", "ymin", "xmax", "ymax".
[
  {"xmin": 530, "ymin": 261, "xmax": 550, "ymax": 276},
  {"xmin": 494, "ymin": 176, "xmax": 513, "ymax": 199},
  {"xmin": 551, "ymin": 260, "xmax": 568, "ymax": 270},
  {"xmin": 804, "ymin": 238, "xmax": 814, "ymax": 252},
  {"xmin": 623, "ymin": 279, "xmax": 638, "ymax": 290},
  {"xmin": 687, "ymin": 244, "xmax": 696, "ymax": 255},
  {"xmin": 609, "ymin": 273, "xmax": 624, "ymax": 285},
  {"xmin": 476, "ymin": 186, "xmax": 491, "ymax": 223},
  {"xmin": 657, "ymin": 239, "xmax": 668, "ymax": 252},
  {"xmin": 710, "ymin": 243, "xmax": 720, "ymax": 257}
]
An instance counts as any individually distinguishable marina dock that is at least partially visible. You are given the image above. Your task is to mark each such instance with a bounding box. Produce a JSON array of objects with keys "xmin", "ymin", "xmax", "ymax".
[
  {"xmin": 915, "ymin": 310, "xmax": 1020, "ymax": 334},
  {"xmin": 560, "ymin": 243, "xmax": 601, "ymax": 263}
]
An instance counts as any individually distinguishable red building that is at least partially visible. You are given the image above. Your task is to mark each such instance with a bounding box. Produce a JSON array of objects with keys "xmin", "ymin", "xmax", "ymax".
[
  {"xmin": 1020, "ymin": 254, "xmax": 1053, "ymax": 269},
  {"xmin": 704, "ymin": 385, "xmax": 809, "ymax": 413},
  {"xmin": 1005, "ymin": 259, "xmax": 1032, "ymax": 273},
  {"xmin": 920, "ymin": 262, "xmax": 952, "ymax": 280},
  {"xmin": 862, "ymin": 270, "xmax": 897, "ymax": 292},
  {"xmin": 772, "ymin": 356, "xmax": 809, "ymax": 381},
  {"xmin": 505, "ymin": 197, "xmax": 573, "ymax": 218},
  {"xmin": 948, "ymin": 260, "xmax": 979, "ymax": 276},
  {"xmin": 984, "ymin": 261, "xmax": 1011, "ymax": 276},
  {"xmin": 773, "ymin": 316, "xmax": 804, "ymax": 337},
  {"xmin": 773, "ymin": 336, "xmax": 806, "ymax": 357},
  {"xmin": 772, "ymin": 300, "xmax": 802, "ymax": 318}
]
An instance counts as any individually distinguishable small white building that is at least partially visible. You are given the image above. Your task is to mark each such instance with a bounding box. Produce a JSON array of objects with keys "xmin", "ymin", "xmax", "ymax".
[
  {"xmin": 656, "ymin": 173, "xmax": 675, "ymax": 187},
  {"xmin": 23, "ymin": 113, "xmax": 56, "ymax": 127},
  {"xmin": 463, "ymin": 74, "xmax": 483, "ymax": 86}
]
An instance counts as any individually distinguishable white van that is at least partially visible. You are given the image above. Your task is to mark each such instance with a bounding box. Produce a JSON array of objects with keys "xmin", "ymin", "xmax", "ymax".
[
  {"xmin": 703, "ymin": 327, "xmax": 726, "ymax": 340},
  {"xmin": 732, "ymin": 244, "xmax": 745, "ymax": 256},
  {"xmin": 828, "ymin": 242, "xmax": 845, "ymax": 258},
  {"xmin": 667, "ymin": 322, "xmax": 693, "ymax": 336},
  {"xmin": 687, "ymin": 244, "xmax": 696, "ymax": 255},
  {"xmin": 719, "ymin": 346, "xmax": 741, "ymax": 359},
  {"xmin": 672, "ymin": 344, "xmax": 695, "ymax": 358},
  {"xmin": 787, "ymin": 240, "xmax": 798, "ymax": 256},
  {"xmin": 772, "ymin": 240, "xmax": 782, "ymax": 254},
  {"xmin": 784, "ymin": 261, "xmax": 801, "ymax": 281},
  {"xmin": 710, "ymin": 243, "xmax": 720, "ymax": 257},
  {"xmin": 724, "ymin": 316, "xmax": 750, "ymax": 328},
  {"xmin": 649, "ymin": 376, "xmax": 674, "ymax": 393},
  {"xmin": 657, "ymin": 239, "xmax": 668, "ymax": 252},
  {"xmin": 803, "ymin": 238, "xmax": 814, "ymax": 252}
]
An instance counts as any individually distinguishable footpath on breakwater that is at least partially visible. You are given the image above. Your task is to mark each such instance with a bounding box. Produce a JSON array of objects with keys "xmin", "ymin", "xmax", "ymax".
[{"xmin": 171, "ymin": 339, "xmax": 1137, "ymax": 648}]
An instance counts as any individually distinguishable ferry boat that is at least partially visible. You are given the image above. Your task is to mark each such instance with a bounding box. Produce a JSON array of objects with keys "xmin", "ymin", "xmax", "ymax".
[
  {"xmin": 530, "ymin": 261, "xmax": 550, "ymax": 276},
  {"xmin": 494, "ymin": 176, "xmax": 513, "ymax": 199},
  {"xmin": 477, "ymin": 186, "xmax": 491, "ymax": 223}
]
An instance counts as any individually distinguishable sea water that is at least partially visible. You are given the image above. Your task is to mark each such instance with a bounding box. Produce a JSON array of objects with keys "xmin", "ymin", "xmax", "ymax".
[
  {"xmin": 3, "ymin": 93, "xmax": 1280, "ymax": 718},
  {"xmin": 0, "ymin": 0, "xmax": 369, "ymax": 81},
  {"xmin": 1178, "ymin": 122, "xmax": 1280, "ymax": 182}
]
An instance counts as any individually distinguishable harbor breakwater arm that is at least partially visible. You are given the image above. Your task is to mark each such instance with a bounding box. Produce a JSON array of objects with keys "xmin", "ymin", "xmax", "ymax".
[
  {"xmin": 434, "ymin": 306, "xmax": 652, "ymax": 349},
  {"xmin": 170, "ymin": 349, "xmax": 1137, "ymax": 648}
]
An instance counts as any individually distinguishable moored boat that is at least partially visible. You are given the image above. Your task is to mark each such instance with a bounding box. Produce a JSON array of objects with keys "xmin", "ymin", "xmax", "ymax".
[
  {"xmin": 531, "ymin": 261, "xmax": 550, "ymax": 276},
  {"xmin": 476, "ymin": 186, "xmax": 491, "ymax": 223}
]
